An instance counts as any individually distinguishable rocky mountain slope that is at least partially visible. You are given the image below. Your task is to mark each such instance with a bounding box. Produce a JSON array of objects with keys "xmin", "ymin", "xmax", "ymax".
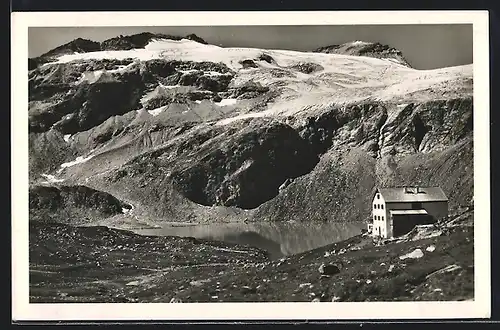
[{"xmin": 28, "ymin": 33, "xmax": 473, "ymax": 227}]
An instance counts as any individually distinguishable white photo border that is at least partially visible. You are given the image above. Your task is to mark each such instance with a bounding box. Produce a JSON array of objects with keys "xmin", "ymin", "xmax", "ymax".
[{"xmin": 11, "ymin": 10, "xmax": 491, "ymax": 321}]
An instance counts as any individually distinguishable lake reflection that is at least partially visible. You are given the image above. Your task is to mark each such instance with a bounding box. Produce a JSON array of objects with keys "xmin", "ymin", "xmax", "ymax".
[{"xmin": 135, "ymin": 221, "xmax": 365, "ymax": 259}]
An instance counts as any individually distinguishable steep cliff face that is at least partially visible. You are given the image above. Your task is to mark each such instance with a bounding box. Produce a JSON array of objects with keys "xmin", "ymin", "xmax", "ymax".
[{"xmin": 28, "ymin": 33, "xmax": 474, "ymax": 226}]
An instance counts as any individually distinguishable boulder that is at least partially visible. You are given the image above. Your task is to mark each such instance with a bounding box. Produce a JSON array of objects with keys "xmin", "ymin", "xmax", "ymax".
[{"xmin": 318, "ymin": 262, "xmax": 342, "ymax": 275}]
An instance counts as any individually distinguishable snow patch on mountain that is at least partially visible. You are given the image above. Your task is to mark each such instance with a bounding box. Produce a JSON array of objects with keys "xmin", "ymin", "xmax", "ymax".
[
  {"xmin": 216, "ymin": 110, "xmax": 273, "ymax": 126},
  {"xmin": 76, "ymin": 69, "xmax": 118, "ymax": 84},
  {"xmin": 216, "ymin": 99, "xmax": 238, "ymax": 107},
  {"xmin": 60, "ymin": 155, "xmax": 95, "ymax": 168},
  {"xmin": 160, "ymin": 84, "xmax": 182, "ymax": 89},
  {"xmin": 148, "ymin": 106, "xmax": 166, "ymax": 116},
  {"xmin": 41, "ymin": 173, "xmax": 65, "ymax": 184},
  {"xmin": 351, "ymin": 40, "xmax": 371, "ymax": 46}
]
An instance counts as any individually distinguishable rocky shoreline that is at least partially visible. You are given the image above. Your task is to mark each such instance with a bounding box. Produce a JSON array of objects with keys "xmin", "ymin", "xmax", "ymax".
[{"xmin": 29, "ymin": 208, "xmax": 473, "ymax": 303}]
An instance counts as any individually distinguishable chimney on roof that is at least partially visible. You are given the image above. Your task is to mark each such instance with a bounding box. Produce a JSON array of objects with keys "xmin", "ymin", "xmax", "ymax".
[{"xmin": 404, "ymin": 186, "xmax": 419, "ymax": 194}]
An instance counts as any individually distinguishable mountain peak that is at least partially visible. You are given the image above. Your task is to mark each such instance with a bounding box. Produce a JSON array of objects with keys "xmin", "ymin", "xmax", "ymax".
[
  {"xmin": 313, "ymin": 41, "xmax": 411, "ymax": 67},
  {"xmin": 39, "ymin": 37, "xmax": 101, "ymax": 58},
  {"xmin": 185, "ymin": 33, "xmax": 208, "ymax": 44}
]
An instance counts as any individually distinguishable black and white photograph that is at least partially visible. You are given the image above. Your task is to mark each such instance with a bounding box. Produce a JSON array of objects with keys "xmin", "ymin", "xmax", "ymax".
[{"xmin": 12, "ymin": 11, "xmax": 490, "ymax": 321}]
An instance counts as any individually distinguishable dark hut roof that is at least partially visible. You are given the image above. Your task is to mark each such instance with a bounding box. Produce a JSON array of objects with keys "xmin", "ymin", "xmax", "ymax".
[{"xmin": 376, "ymin": 187, "xmax": 448, "ymax": 203}]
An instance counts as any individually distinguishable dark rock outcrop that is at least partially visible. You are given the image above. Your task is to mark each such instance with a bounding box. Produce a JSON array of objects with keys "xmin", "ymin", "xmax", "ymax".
[
  {"xmin": 29, "ymin": 57, "xmax": 50, "ymax": 71},
  {"xmin": 291, "ymin": 62, "xmax": 324, "ymax": 74},
  {"xmin": 169, "ymin": 119, "xmax": 320, "ymax": 209},
  {"xmin": 257, "ymin": 53, "xmax": 275, "ymax": 64},
  {"xmin": 239, "ymin": 59, "xmax": 259, "ymax": 69},
  {"xmin": 231, "ymin": 80, "xmax": 270, "ymax": 99},
  {"xmin": 177, "ymin": 70, "xmax": 233, "ymax": 92},
  {"xmin": 29, "ymin": 185, "xmax": 126, "ymax": 224},
  {"xmin": 31, "ymin": 69, "xmax": 146, "ymax": 134}
]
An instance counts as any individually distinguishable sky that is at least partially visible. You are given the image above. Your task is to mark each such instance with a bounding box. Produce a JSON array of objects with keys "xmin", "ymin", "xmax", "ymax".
[{"xmin": 28, "ymin": 25, "xmax": 473, "ymax": 70}]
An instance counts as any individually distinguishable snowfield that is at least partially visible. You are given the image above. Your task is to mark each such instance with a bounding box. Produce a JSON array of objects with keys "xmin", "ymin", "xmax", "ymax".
[{"xmin": 49, "ymin": 37, "xmax": 473, "ymax": 125}]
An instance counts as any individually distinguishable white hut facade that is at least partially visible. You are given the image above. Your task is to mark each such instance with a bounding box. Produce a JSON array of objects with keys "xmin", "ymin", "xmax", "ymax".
[{"xmin": 370, "ymin": 186, "xmax": 449, "ymax": 238}]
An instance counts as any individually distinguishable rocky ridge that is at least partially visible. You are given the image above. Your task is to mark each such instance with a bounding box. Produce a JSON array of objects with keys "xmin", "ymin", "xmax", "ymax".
[
  {"xmin": 29, "ymin": 33, "xmax": 208, "ymax": 70},
  {"xmin": 313, "ymin": 41, "xmax": 412, "ymax": 67}
]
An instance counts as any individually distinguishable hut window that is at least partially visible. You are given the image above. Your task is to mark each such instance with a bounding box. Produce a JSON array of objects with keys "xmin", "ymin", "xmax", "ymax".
[
  {"xmin": 376, "ymin": 194, "xmax": 380, "ymax": 199},
  {"xmin": 381, "ymin": 204, "xmax": 384, "ymax": 209},
  {"xmin": 381, "ymin": 216, "xmax": 384, "ymax": 221}
]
